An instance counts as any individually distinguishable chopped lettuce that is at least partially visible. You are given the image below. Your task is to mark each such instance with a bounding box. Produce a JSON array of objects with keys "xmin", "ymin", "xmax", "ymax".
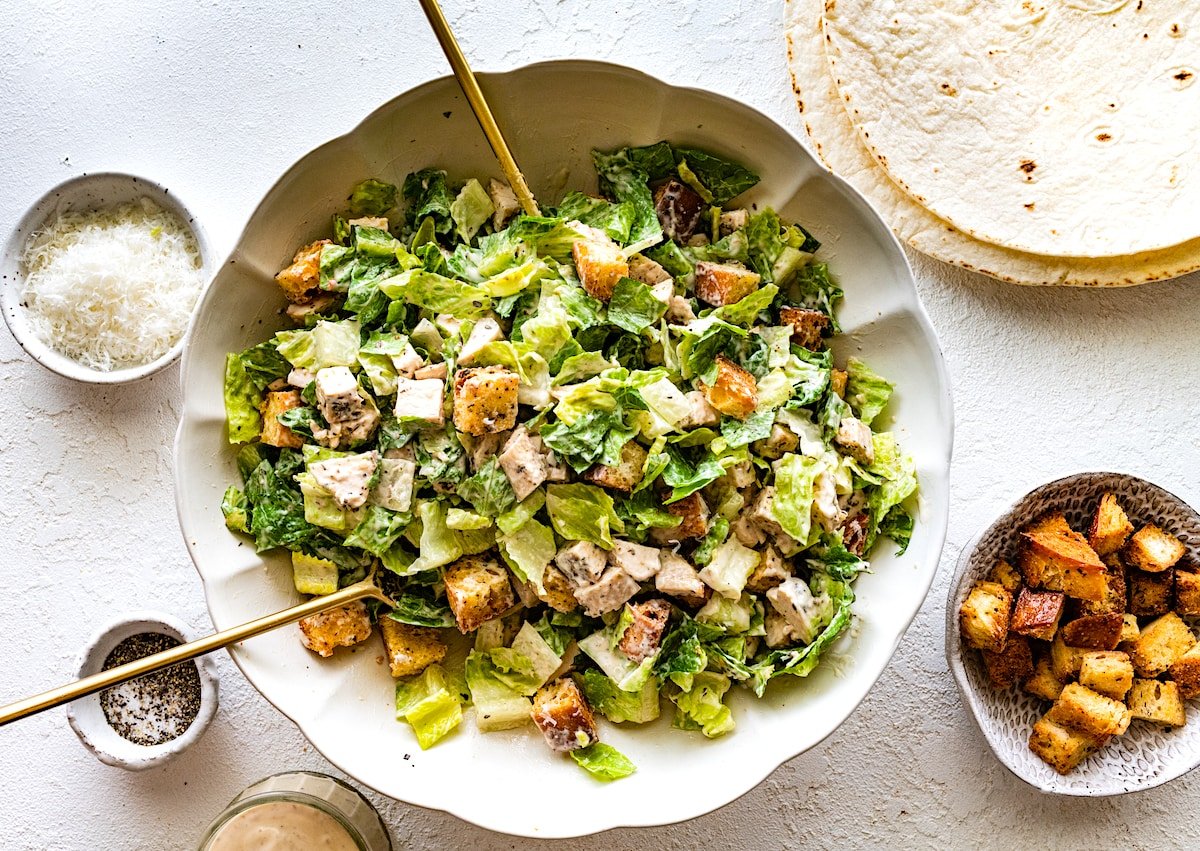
[
  {"xmin": 845, "ymin": 357, "xmax": 894, "ymax": 426},
  {"xmin": 672, "ymin": 147, "xmax": 759, "ymax": 205},
  {"xmin": 450, "ymin": 178, "xmax": 494, "ymax": 243},
  {"xmin": 402, "ymin": 169, "xmax": 455, "ymax": 233},
  {"xmin": 499, "ymin": 517, "xmax": 556, "ymax": 593},
  {"xmin": 608, "ymin": 277, "xmax": 667, "ymax": 334},
  {"xmin": 670, "ymin": 671, "xmax": 735, "ymax": 738},
  {"xmin": 223, "ymin": 353, "xmax": 261, "ymax": 444},
  {"xmin": 379, "ymin": 269, "xmax": 492, "ymax": 319},
  {"xmin": 275, "ymin": 319, "xmax": 361, "ymax": 370},
  {"xmin": 395, "ymin": 665, "xmax": 462, "ymax": 749},
  {"xmin": 458, "ymin": 458, "xmax": 518, "ymax": 518},
  {"xmin": 579, "ymin": 627, "xmax": 657, "ymax": 692},
  {"xmin": 697, "ymin": 537, "xmax": 759, "ymax": 599},
  {"xmin": 464, "ymin": 651, "xmax": 533, "ymax": 731},
  {"xmin": 387, "ymin": 592, "xmax": 456, "ymax": 628},
  {"xmin": 770, "ymin": 454, "xmax": 824, "ymax": 543},
  {"xmin": 408, "ymin": 501, "xmax": 463, "ymax": 573},
  {"xmin": 348, "ymin": 178, "xmax": 398, "ymax": 216},
  {"xmin": 578, "ymin": 669, "xmax": 660, "ymax": 724},
  {"xmin": 570, "ymin": 743, "xmax": 637, "ymax": 782},
  {"xmin": 545, "ymin": 484, "xmax": 625, "ymax": 549}
]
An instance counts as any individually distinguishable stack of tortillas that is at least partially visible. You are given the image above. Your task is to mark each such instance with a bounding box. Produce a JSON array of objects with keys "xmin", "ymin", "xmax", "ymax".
[{"xmin": 785, "ymin": 0, "xmax": 1200, "ymax": 286}]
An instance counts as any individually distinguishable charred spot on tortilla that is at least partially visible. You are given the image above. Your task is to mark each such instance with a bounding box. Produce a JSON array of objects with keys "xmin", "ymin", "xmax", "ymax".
[
  {"xmin": 1174, "ymin": 70, "xmax": 1193, "ymax": 81},
  {"xmin": 1024, "ymin": 203, "xmax": 1035, "ymax": 210},
  {"xmin": 1096, "ymin": 133, "xmax": 1112, "ymax": 141},
  {"xmin": 1019, "ymin": 160, "xmax": 1037, "ymax": 175}
]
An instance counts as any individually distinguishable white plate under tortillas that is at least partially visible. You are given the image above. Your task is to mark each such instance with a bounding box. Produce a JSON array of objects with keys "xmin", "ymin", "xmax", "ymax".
[
  {"xmin": 819, "ymin": 0, "xmax": 1200, "ymax": 260},
  {"xmin": 785, "ymin": 0, "xmax": 1200, "ymax": 286}
]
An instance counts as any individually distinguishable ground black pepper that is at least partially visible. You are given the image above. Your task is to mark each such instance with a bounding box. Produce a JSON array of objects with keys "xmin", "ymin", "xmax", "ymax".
[{"xmin": 99, "ymin": 632, "xmax": 201, "ymax": 746}]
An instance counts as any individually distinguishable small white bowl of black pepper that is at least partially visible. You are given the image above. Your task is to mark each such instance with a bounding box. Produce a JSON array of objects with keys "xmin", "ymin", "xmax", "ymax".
[{"xmin": 67, "ymin": 612, "xmax": 218, "ymax": 770}]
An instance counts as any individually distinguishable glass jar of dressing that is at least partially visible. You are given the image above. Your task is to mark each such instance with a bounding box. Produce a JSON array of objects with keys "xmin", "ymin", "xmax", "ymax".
[{"xmin": 197, "ymin": 772, "xmax": 392, "ymax": 851}]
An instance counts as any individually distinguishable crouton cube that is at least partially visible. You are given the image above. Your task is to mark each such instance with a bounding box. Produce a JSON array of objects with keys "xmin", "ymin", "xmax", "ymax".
[
  {"xmin": 1018, "ymin": 545, "xmax": 1107, "ymax": 601},
  {"xmin": 1027, "ymin": 513, "xmax": 1072, "ymax": 535},
  {"xmin": 988, "ymin": 560, "xmax": 1023, "ymax": 594},
  {"xmin": 1119, "ymin": 614, "xmax": 1140, "ymax": 644},
  {"xmin": 1127, "ymin": 678, "xmax": 1186, "ymax": 727},
  {"xmin": 982, "ymin": 634, "xmax": 1034, "ymax": 689},
  {"xmin": 260, "ymin": 389, "xmax": 305, "ymax": 449},
  {"xmin": 1129, "ymin": 567, "xmax": 1174, "ymax": 616},
  {"xmin": 746, "ymin": 547, "xmax": 791, "ymax": 594},
  {"xmin": 779, "ymin": 306, "xmax": 830, "ymax": 351},
  {"xmin": 1125, "ymin": 525, "xmax": 1186, "ymax": 573},
  {"xmin": 531, "ymin": 677, "xmax": 599, "ymax": 752},
  {"xmin": 1060, "ymin": 613, "xmax": 1124, "ymax": 650},
  {"xmin": 959, "ymin": 581, "xmax": 1012, "ymax": 653},
  {"xmin": 694, "ymin": 261, "xmax": 761, "ymax": 307},
  {"xmin": 1010, "ymin": 588, "xmax": 1064, "ymax": 641},
  {"xmin": 664, "ymin": 492, "xmax": 709, "ymax": 540},
  {"xmin": 1087, "ymin": 493, "xmax": 1135, "ymax": 556},
  {"xmin": 275, "ymin": 239, "xmax": 330, "ymax": 303},
  {"xmin": 830, "ymin": 368, "xmax": 848, "ymax": 398},
  {"xmin": 452, "ymin": 366, "xmax": 519, "ymax": 436},
  {"xmin": 1175, "ymin": 569, "xmax": 1200, "ymax": 616},
  {"xmin": 1029, "ymin": 716, "xmax": 1106, "ymax": 775},
  {"xmin": 537, "ymin": 565, "xmax": 579, "ymax": 614},
  {"xmin": 1169, "ymin": 643, "xmax": 1200, "ymax": 698},
  {"xmin": 1047, "ymin": 682, "xmax": 1132, "ymax": 738},
  {"xmin": 582, "ymin": 440, "xmax": 648, "ymax": 493},
  {"xmin": 298, "ymin": 601, "xmax": 373, "ymax": 658},
  {"xmin": 1078, "ymin": 651, "xmax": 1134, "ymax": 701},
  {"xmin": 571, "ymin": 238, "xmax": 628, "ymax": 302},
  {"xmin": 1023, "ymin": 526, "xmax": 1105, "ymax": 573},
  {"xmin": 1024, "ymin": 657, "xmax": 1066, "ymax": 702},
  {"xmin": 617, "ymin": 599, "xmax": 673, "ymax": 663},
  {"xmin": 1130, "ymin": 612, "xmax": 1196, "ymax": 677},
  {"xmin": 1076, "ymin": 559, "xmax": 1127, "ymax": 616},
  {"xmin": 1050, "ymin": 633, "xmax": 1089, "ymax": 682},
  {"xmin": 701, "ymin": 355, "xmax": 758, "ymax": 420},
  {"xmin": 443, "ymin": 554, "xmax": 515, "ymax": 633},
  {"xmin": 379, "ymin": 618, "xmax": 448, "ymax": 678}
]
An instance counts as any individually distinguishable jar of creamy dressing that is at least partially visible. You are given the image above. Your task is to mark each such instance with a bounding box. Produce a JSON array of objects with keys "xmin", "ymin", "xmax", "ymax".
[{"xmin": 197, "ymin": 772, "xmax": 391, "ymax": 851}]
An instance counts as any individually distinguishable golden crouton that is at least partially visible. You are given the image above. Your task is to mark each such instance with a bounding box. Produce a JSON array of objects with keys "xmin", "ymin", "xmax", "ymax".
[
  {"xmin": 830, "ymin": 368, "xmax": 848, "ymax": 398},
  {"xmin": 260, "ymin": 389, "xmax": 305, "ymax": 449},
  {"xmin": 1028, "ymin": 513, "xmax": 1072, "ymax": 535},
  {"xmin": 1023, "ymin": 524, "xmax": 1105, "ymax": 573},
  {"xmin": 959, "ymin": 581, "xmax": 1012, "ymax": 653},
  {"xmin": 1125, "ymin": 525, "xmax": 1186, "ymax": 573},
  {"xmin": 746, "ymin": 547, "xmax": 791, "ymax": 594},
  {"xmin": 531, "ymin": 677, "xmax": 599, "ymax": 752},
  {"xmin": 443, "ymin": 554, "xmax": 515, "ymax": 633},
  {"xmin": 693, "ymin": 260, "xmax": 761, "ymax": 307},
  {"xmin": 1078, "ymin": 651, "xmax": 1134, "ymax": 701},
  {"xmin": 298, "ymin": 600, "xmax": 373, "ymax": 658},
  {"xmin": 982, "ymin": 634, "xmax": 1034, "ymax": 689},
  {"xmin": 1050, "ymin": 633, "xmax": 1090, "ymax": 682},
  {"xmin": 452, "ymin": 366, "xmax": 519, "ymax": 436},
  {"xmin": 1060, "ymin": 613, "xmax": 1123, "ymax": 651},
  {"xmin": 1175, "ymin": 569, "xmax": 1200, "ymax": 616},
  {"xmin": 1119, "ymin": 614, "xmax": 1140, "ymax": 644},
  {"xmin": 1130, "ymin": 612, "xmax": 1195, "ymax": 678},
  {"xmin": 1076, "ymin": 558, "xmax": 1127, "ymax": 617},
  {"xmin": 1029, "ymin": 716, "xmax": 1106, "ymax": 775},
  {"xmin": 275, "ymin": 239, "xmax": 330, "ymax": 303},
  {"xmin": 618, "ymin": 598, "xmax": 673, "ymax": 663},
  {"xmin": 701, "ymin": 355, "xmax": 758, "ymax": 420},
  {"xmin": 1127, "ymin": 678, "xmax": 1186, "ymax": 727},
  {"xmin": 665, "ymin": 492, "xmax": 709, "ymax": 540},
  {"xmin": 571, "ymin": 238, "xmax": 628, "ymax": 302},
  {"xmin": 1023, "ymin": 657, "xmax": 1066, "ymax": 702},
  {"xmin": 1168, "ymin": 643, "xmax": 1200, "ymax": 698},
  {"xmin": 778, "ymin": 306, "xmax": 830, "ymax": 351},
  {"xmin": 537, "ymin": 565, "xmax": 580, "ymax": 614},
  {"xmin": 1010, "ymin": 588, "xmax": 1064, "ymax": 641},
  {"xmin": 1128, "ymin": 567, "xmax": 1173, "ymax": 616},
  {"xmin": 1047, "ymin": 683, "xmax": 1131, "ymax": 738},
  {"xmin": 1087, "ymin": 493, "xmax": 1134, "ymax": 557},
  {"xmin": 379, "ymin": 618, "xmax": 447, "ymax": 678},
  {"xmin": 1018, "ymin": 545, "xmax": 1107, "ymax": 602},
  {"xmin": 988, "ymin": 560, "xmax": 1023, "ymax": 594},
  {"xmin": 583, "ymin": 440, "xmax": 648, "ymax": 493}
]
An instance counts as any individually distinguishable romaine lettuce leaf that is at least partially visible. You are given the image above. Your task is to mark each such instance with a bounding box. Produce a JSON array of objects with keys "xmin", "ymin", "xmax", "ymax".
[
  {"xmin": 378, "ymin": 270, "xmax": 492, "ymax": 319},
  {"xmin": 591, "ymin": 145, "xmax": 664, "ymax": 251},
  {"xmin": 770, "ymin": 454, "xmax": 824, "ymax": 543},
  {"xmin": 696, "ymin": 537, "xmax": 759, "ymax": 599},
  {"xmin": 670, "ymin": 671, "xmax": 734, "ymax": 738},
  {"xmin": 223, "ymin": 353, "xmax": 261, "ymax": 444},
  {"xmin": 275, "ymin": 319, "xmax": 361, "ymax": 370},
  {"xmin": 845, "ymin": 357, "xmax": 894, "ymax": 426},
  {"xmin": 343, "ymin": 505, "xmax": 410, "ymax": 556},
  {"xmin": 395, "ymin": 665, "xmax": 462, "ymax": 750},
  {"xmin": 458, "ymin": 458, "xmax": 518, "ymax": 518},
  {"xmin": 464, "ymin": 651, "xmax": 533, "ymax": 731},
  {"xmin": 608, "ymin": 277, "xmax": 667, "ymax": 334},
  {"xmin": 387, "ymin": 592, "xmax": 455, "ymax": 628},
  {"xmin": 348, "ymin": 178, "xmax": 398, "ymax": 217},
  {"xmin": 450, "ymin": 178, "xmax": 494, "ymax": 243},
  {"xmin": 221, "ymin": 486, "xmax": 249, "ymax": 533},
  {"xmin": 577, "ymin": 669, "xmax": 661, "ymax": 724},
  {"xmin": 408, "ymin": 501, "xmax": 463, "ymax": 573},
  {"xmin": 499, "ymin": 517, "xmax": 556, "ymax": 594},
  {"xmin": 402, "ymin": 169, "xmax": 455, "ymax": 233},
  {"xmin": 556, "ymin": 191, "xmax": 636, "ymax": 243},
  {"xmin": 672, "ymin": 147, "xmax": 759, "ymax": 206},
  {"xmin": 545, "ymin": 483, "xmax": 625, "ymax": 549},
  {"xmin": 569, "ymin": 743, "xmax": 637, "ymax": 782}
]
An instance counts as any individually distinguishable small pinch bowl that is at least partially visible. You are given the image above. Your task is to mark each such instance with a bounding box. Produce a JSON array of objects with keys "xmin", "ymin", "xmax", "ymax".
[{"xmin": 946, "ymin": 471, "xmax": 1200, "ymax": 796}]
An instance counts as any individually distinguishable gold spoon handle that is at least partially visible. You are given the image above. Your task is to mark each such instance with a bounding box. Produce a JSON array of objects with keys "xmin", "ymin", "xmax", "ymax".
[
  {"xmin": 417, "ymin": 0, "xmax": 540, "ymax": 216},
  {"xmin": 0, "ymin": 578, "xmax": 386, "ymax": 727}
]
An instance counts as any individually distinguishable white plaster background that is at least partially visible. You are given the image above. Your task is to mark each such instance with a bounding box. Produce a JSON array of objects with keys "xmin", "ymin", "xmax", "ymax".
[{"xmin": 1, "ymin": 1, "xmax": 1199, "ymax": 848}]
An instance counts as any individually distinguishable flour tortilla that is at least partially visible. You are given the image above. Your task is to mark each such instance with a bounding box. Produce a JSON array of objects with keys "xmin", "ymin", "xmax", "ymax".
[
  {"xmin": 821, "ymin": 0, "xmax": 1200, "ymax": 259},
  {"xmin": 785, "ymin": 0, "xmax": 1200, "ymax": 286}
]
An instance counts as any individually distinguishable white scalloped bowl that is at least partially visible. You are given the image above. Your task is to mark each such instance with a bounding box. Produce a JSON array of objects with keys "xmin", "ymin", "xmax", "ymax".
[
  {"xmin": 947, "ymin": 472, "xmax": 1200, "ymax": 796},
  {"xmin": 175, "ymin": 60, "xmax": 952, "ymax": 837}
]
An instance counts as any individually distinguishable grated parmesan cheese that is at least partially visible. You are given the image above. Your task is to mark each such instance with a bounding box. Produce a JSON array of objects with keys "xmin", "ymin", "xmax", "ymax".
[{"xmin": 19, "ymin": 198, "xmax": 204, "ymax": 371}]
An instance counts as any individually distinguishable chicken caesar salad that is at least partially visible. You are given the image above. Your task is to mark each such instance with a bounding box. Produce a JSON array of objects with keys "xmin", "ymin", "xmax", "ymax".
[{"xmin": 221, "ymin": 141, "xmax": 917, "ymax": 781}]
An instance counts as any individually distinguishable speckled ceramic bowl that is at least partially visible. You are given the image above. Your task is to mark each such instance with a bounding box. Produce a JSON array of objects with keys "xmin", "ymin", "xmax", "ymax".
[{"xmin": 947, "ymin": 472, "xmax": 1200, "ymax": 796}]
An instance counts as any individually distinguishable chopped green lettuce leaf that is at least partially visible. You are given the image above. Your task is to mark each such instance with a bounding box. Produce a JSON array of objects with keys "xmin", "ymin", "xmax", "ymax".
[
  {"xmin": 845, "ymin": 357, "xmax": 894, "ymax": 426},
  {"xmin": 545, "ymin": 483, "xmax": 625, "ymax": 549},
  {"xmin": 348, "ymin": 178, "xmax": 398, "ymax": 216},
  {"xmin": 450, "ymin": 178, "xmax": 494, "ymax": 243},
  {"xmin": 670, "ymin": 671, "xmax": 735, "ymax": 738},
  {"xmin": 387, "ymin": 592, "xmax": 456, "ymax": 628},
  {"xmin": 223, "ymin": 353, "xmax": 261, "ymax": 444},
  {"xmin": 395, "ymin": 665, "xmax": 462, "ymax": 749},
  {"xmin": 608, "ymin": 277, "xmax": 667, "ymax": 334},
  {"xmin": 770, "ymin": 454, "xmax": 824, "ymax": 543},
  {"xmin": 578, "ymin": 669, "xmax": 661, "ymax": 724},
  {"xmin": 570, "ymin": 743, "xmax": 637, "ymax": 781}
]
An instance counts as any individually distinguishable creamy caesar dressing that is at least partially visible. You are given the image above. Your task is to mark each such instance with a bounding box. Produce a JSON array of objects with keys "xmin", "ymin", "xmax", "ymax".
[{"xmin": 207, "ymin": 801, "xmax": 359, "ymax": 851}]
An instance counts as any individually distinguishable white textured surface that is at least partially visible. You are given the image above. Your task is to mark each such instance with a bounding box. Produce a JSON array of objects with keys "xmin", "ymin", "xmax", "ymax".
[{"xmin": 0, "ymin": 1, "xmax": 1199, "ymax": 849}]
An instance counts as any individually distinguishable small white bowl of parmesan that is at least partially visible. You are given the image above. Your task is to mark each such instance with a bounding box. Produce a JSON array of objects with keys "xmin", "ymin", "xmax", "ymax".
[{"xmin": 1, "ymin": 172, "xmax": 211, "ymax": 383}]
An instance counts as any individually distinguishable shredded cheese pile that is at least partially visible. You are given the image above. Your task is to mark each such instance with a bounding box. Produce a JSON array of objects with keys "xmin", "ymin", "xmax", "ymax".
[{"xmin": 19, "ymin": 198, "xmax": 204, "ymax": 371}]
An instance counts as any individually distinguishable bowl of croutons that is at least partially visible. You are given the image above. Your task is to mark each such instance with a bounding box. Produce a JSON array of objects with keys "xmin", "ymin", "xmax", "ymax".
[{"xmin": 948, "ymin": 472, "xmax": 1200, "ymax": 795}]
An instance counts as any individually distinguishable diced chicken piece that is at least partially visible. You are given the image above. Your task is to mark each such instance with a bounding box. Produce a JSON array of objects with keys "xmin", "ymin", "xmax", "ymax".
[
  {"xmin": 435, "ymin": 313, "xmax": 462, "ymax": 338},
  {"xmin": 410, "ymin": 317, "xmax": 444, "ymax": 358},
  {"xmin": 265, "ymin": 377, "xmax": 291, "ymax": 392},
  {"xmin": 414, "ymin": 362, "xmax": 447, "ymax": 380},
  {"xmin": 287, "ymin": 367, "xmax": 315, "ymax": 389},
  {"xmin": 767, "ymin": 577, "xmax": 824, "ymax": 645},
  {"xmin": 677, "ymin": 390, "xmax": 720, "ymax": 429},
  {"xmin": 393, "ymin": 342, "xmax": 423, "ymax": 378},
  {"xmin": 813, "ymin": 471, "xmax": 846, "ymax": 533},
  {"xmin": 574, "ymin": 568, "xmax": 640, "ymax": 617},
  {"xmin": 498, "ymin": 426, "xmax": 551, "ymax": 500},
  {"xmin": 747, "ymin": 547, "xmax": 790, "ymax": 594},
  {"xmin": 753, "ymin": 423, "xmax": 798, "ymax": 461},
  {"xmin": 260, "ymin": 389, "xmax": 305, "ymax": 449},
  {"xmin": 371, "ymin": 457, "xmax": 416, "ymax": 513},
  {"xmin": 284, "ymin": 293, "xmax": 337, "ymax": 325},
  {"xmin": 309, "ymin": 451, "xmax": 381, "ymax": 510},
  {"xmin": 275, "ymin": 239, "xmax": 330, "ymax": 303},
  {"xmin": 538, "ymin": 565, "xmax": 580, "ymax": 613},
  {"xmin": 841, "ymin": 511, "xmax": 870, "ymax": 556},
  {"xmin": 314, "ymin": 366, "xmax": 381, "ymax": 448},
  {"xmin": 348, "ymin": 216, "xmax": 390, "ymax": 230},
  {"xmin": 298, "ymin": 601, "xmax": 373, "ymax": 658},
  {"xmin": 618, "ymin": 599, "xmax": 673, "ymax": 663},
  {"xmin": 531, "ymin": 677, "xmax": 598, "ymax": 752},
  {"xmin": 694, "ymin": 261, "xmax": 760, "ymax": 307},
  {"xmin": 779, "ymin": 306, "xmax": 830, "ymax": 351},
  {"xmin": 452, "ymin": 366, "xmax": 519, "ymax": 435},
  {"xmin": 379, "ymin": 619, "xmax": 446, "ymax": 678},
  {"xmin": 554, "ymin": 540, "xmax": 608, "ymax": 587},
  {"xmin": 583, "ymin": 440, "xmax": 648, "ymax": 493},
  {"xmin": 487, "ymin": 178, "xmax": 520, "ymax": 230},
  {"xmin": 457, "ymin": 317, "xmax": 505, "ymax": 366},
  {"xmin": 701, "ymin": 355, "xmax": 757, "ymax": 420},
  {"xmin": 655, "ymin": 552, "xmax": 710, "ymax": 607},
  {"xmin": 443, "ymin": 554, "xmax": 515, "ymax": 633},
  {"xmin": 629, "ymin": 254, "xmax": 673, "ymax": 286},
  {"xmin": 732, "ymin": 513, "xmax": 765, "ymax": 548},
  {"xmin": 719, "ymin": 208, "xmax": 749, "ymax": 237},
  {"xmin": 835, "ymin": 417, "xmax": 875, "ymax": 466},
  {"xmin": 571, "ymin": 237, "xmax": 629, "ymax": 302},
  {"xmin": 653, "ymin": 178, "xmax": 706, "ymax": 241},
  {"xmin": 666, "ymin": 295, "xmax": 697, "ymax": 323},
  {"xmin": 609, "ymin": 539, "xmax": 661, "ymax": 581},
  {"xmin": 394, "ymin": 377, "xmax": 446, "ymax": 425},
  {"xmin": 464, "ymin": 430, "xmax": 506, "ymax": 472},
  {"xmin": 765, "ymin": 607, "xmax": 799, "ymax": 648},
  {"xmin": 725, "ymin": 459, "xmax": 757, "ymax": 490}
]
